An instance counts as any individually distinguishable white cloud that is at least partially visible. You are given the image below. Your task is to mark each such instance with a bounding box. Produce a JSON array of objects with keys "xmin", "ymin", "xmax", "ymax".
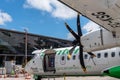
[
  {"xmin": 82, "ymin": 21, "xmax": 100, "ymax": 33},
  {"xmin": 24, "ymin": 0, "xmax": 77, "ymax": 19},
  {"xmin": 50, "ymin": 0, "xmax": 77, "ymax": 19},
  {"xmin": 67, "ymin": 21, "xmax": 101, "ymax": 40},
  {"xmin": 67, "ymin": 32, "xmax": 75, "ymax": 40},
  {"xmin": 0, "ymin": 10, "xmax": 12, "ymax": 25},
  {"xmin": 24, "ymin": 0, "xmax": 52, "ymax": 12}
]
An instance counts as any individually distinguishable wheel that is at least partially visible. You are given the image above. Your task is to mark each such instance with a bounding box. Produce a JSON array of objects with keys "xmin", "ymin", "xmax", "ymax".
[
  {"xmin": 37, "ymin": 76, "xmax": 42, "ymax": 80},
  {"xmin": 34, "ymin": 75, "xmax": 42, "ymax": 80}
]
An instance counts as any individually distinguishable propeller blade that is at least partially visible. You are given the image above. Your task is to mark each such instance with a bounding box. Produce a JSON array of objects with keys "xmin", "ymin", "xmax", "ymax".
[
  {"xmin": 65, "ymin": 23, "xmax": 79, "ymax": 40},
  {"xmin": 77, "ymin": 14, "xmax": 82, "ymax": 36},
  {"xmin": 64, "ymin": 14, "xmax": 93, "ymax": 72},
  {"xmin": 91, "ymin": 57, "xmax": 96, "ymax": 65},
  {"xmin": 79, "ymin": 45, "xmax": 86, "ymax": 72},
  {"xmin": 87, "ymin": 52, "xmax": 96, "ymax": 57},
  {"xmin": 77, "ymin": 14, "xmax": 86, "ymax": 72},
  {"xmin": 68, "ymin": 44, "xmax": 78, "ymax": 59},
  {"xmin": 89, "ymin": 56, "xmax": 96, "ymax": 65}
]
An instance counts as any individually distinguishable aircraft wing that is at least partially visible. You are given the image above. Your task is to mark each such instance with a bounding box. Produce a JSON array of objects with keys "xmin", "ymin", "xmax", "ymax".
[{"xmin": 58, "ymin": 0, "xmax": 120, "ymax": 33}]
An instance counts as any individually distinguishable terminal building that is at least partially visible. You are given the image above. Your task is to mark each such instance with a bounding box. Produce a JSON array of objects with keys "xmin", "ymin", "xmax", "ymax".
[{"xmin": 0, "ymin": 28, "xmax": 72, "ymax": 67}]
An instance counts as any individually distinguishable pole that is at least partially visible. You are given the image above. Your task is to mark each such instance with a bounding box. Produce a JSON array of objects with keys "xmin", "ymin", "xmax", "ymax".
[
  {"xmin": 64, "ymin": 73, "xmax": 66, "ymax": 80},
  {"xmin": 24, "ymin": 29, "xmax": 28, "ymax": 65}
]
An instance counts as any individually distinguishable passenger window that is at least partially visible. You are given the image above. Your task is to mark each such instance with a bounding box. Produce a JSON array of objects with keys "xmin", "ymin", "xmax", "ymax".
[
  {"xmin": 111, "ymin": 52, "xmax": 115, "ymax": 57},
  {"xmin": 33, "ymin": 61, "xmax": 35, "ymax": 63},
  {"xmin": 84, "ymin": 54, "xmax": 88, "ymax": 59},
  {"xmin": 94, "ymin": 43, "xmax": 96, "ymax": 45},
  {"xmin": 97, "ymin": 53, "xmax": 101, "ymax": 58},
  {"xmin": 72, "ymin": 55, "xmax": 76, "ymax": 60},
  {"xmin": 61, "ymin": 56, "xmax": 65, "ymax": 61},
  {"xmin": 104, "ymin": 53, "xmax": 108, "ymax": 58}
]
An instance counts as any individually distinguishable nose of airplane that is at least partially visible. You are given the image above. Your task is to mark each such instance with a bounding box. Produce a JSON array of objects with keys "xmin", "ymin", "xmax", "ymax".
[{"xmin": 24, "ymin": 62, "xmax": 31, "ymax": 73}]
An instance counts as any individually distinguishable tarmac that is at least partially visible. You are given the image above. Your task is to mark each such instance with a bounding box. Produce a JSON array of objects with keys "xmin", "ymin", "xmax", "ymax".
[{"xmin": 0, "ymin": 76, "xmax": 119, "ymax": 80}]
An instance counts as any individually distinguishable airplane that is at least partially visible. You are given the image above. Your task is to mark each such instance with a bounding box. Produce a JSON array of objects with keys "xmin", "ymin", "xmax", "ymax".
[
  {"xmin": 25, "ymin": 0, "xmax": 120, "ymax": 80},
  {"xmin": 25, "ymin": 15, "xmax": 120, "ymax": 80},
  {"xmin": 25, "ymin": 46, "xmax": 120, "ymax": 80}
]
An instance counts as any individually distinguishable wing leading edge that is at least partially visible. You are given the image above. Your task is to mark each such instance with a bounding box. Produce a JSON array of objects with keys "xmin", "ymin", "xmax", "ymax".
[{"xmin": 58, "ymin": 0, "xmax": 120, "ymax": 33}]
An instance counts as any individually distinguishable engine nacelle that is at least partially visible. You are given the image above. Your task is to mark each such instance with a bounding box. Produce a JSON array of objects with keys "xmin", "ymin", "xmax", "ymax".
[{"xmin": 82, "ymin": 29, "xmax": 120, "ymax": 52}]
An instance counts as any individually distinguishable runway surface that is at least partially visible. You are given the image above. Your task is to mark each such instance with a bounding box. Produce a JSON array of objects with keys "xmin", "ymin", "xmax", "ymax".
[{"xmin": 0, "ymin": 76, "xmax": 119, "ymax": 80}]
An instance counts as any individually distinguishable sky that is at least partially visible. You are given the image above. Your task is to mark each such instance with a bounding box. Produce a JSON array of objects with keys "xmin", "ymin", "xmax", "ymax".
[{"xmin": 0, "ymin": 0, "xmax": 100, "ymax": 40}]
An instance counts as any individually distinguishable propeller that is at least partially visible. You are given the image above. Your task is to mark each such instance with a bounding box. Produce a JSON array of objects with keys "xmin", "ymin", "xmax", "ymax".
[
  {"xmin": 65, "ymin": 14, "xmax": 96, "ymax": 72},
  {"xmin": 89, "ymin": 56, "xmax": 96, "ymax": 65}
]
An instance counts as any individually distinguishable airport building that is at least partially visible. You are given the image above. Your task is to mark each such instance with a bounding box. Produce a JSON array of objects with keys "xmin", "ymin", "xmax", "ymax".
[{"xmin": 0, "ymin": 28, "xmax": 72, "ymax": 67}]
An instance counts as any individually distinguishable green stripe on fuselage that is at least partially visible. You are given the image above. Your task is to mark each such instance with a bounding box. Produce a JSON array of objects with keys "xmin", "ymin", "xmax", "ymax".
[
  {"xmin": 39, "ymin": 48, "xmax": 79, "ymax": 56},
  {"xmin": 56, "ymin": 48, "xmax": 79, "ymax": 55}
]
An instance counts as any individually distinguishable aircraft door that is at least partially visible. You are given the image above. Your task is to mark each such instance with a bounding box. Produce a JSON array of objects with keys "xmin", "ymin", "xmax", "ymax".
[{"xmin": 43, "ymin": 49, "xmax": 56, "ymax": 72}]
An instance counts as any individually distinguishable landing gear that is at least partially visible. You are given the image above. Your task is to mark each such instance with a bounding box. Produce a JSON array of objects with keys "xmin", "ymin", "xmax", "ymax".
[
  {"xmin": 34, "ymin": 75, "xmax": 42, "ymax": 80},
  {"xmin": 37, "ymin": 76, "xmax": 42, "ymax": 80}
]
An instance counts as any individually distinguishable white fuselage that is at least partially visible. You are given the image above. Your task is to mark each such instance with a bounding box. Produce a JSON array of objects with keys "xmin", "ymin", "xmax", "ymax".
[
  {"xmin": 25, "ymin": 47, "xmax": 120, "ymax": 77},
  {"xmin": 82, "ymin": 29, "xmax": 120, "ymax": 52}
]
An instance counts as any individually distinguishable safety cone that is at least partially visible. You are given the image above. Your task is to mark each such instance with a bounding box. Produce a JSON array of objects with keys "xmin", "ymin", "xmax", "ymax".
[
  {"xmin": 25, "ymin": 73, "xmax": 31, "ymax": 80},
  {"xmin": 0, "ymin": 75, "xmax": 2, "ymax": 78},
  {"xmin": 15, "ymin": 73, "xmax": 19, "ymax": 78},
  {"xmin": 4, "ymin": 74, "xmax": 7, "ymax": 78},
  {"xmin": 24, "ymin": 72, "xmax": 27, "ymax": 77}
]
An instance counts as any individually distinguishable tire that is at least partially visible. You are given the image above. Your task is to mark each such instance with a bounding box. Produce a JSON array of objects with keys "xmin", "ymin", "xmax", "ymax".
[{"xmin": 34, "ymin": 75, "xmax": 42, "ymax": 80}]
